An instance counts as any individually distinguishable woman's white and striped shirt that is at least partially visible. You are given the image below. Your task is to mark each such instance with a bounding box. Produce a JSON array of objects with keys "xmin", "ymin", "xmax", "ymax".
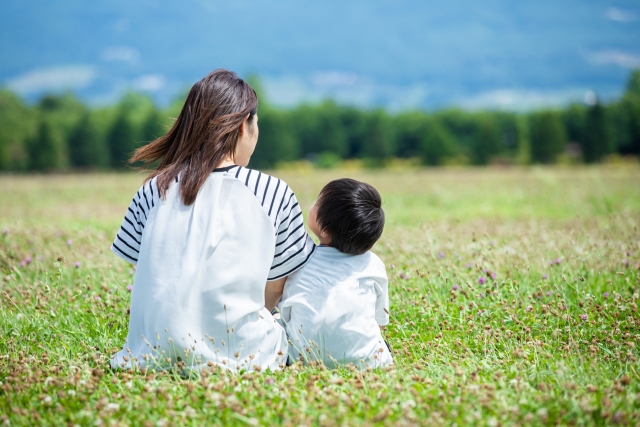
[{"xmin": 111, "ymin": 165, "xmax": 316, "ymax": 280}]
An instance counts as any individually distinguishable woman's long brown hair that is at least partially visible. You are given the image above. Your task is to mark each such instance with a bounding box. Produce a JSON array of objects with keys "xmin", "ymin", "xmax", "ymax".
[{"xmin": 130, "ymin": 69, "xmax": 258, "ymax": 206}]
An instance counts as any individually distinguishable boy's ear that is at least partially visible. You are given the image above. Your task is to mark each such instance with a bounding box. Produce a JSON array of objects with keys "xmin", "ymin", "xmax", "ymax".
[{"xmin": 320, "ymin": 228, "xmax": 330, "ymax": 239}]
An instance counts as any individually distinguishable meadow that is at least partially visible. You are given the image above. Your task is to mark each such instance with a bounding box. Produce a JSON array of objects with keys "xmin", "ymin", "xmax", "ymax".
[{"xmin": 1, "ymin": 166, "xmax": 639, "ymax": 426}]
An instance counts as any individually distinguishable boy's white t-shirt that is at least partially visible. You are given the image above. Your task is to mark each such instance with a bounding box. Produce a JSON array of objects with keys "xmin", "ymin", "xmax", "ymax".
[
  {"xmin": 110, "ymin": 166, "xmax": 315, "ymax": 372},
  {"xmin": 279, "ymin": 246, "xmax": 392, "ymax": 368}
]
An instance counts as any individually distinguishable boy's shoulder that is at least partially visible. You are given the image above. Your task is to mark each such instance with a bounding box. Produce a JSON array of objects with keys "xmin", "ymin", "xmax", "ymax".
[
  {"xmin": 301, "ymin": 248, "xmax": 387, "ymax": 277},
  {"xmin": 347, "ymin": 249, "xmax": 383, "ymax": 266},
  {"xmin": 362, "ymin": 250, "xmax": 387, "ymax": 276},
  {"xmin": 364, "ymin": 250, "xmax": 383, "ymax": 264}
]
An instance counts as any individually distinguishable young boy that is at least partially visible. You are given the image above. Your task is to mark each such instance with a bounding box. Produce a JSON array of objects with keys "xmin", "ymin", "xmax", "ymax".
[{"xmin": 275, "ymin": 178, "xmax": 392, "ymax": 368}]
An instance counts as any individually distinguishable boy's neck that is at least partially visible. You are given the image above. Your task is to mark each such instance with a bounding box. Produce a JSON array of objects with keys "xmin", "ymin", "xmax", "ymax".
[{"xmin": 314, "ymin": 233, "xmax": 332, "ymax": 247}]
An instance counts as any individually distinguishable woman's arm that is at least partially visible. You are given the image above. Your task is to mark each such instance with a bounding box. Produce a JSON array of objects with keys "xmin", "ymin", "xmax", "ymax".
[{"xmin": 265, "ymin": 277, "xmax": 287, "ymax": 312}]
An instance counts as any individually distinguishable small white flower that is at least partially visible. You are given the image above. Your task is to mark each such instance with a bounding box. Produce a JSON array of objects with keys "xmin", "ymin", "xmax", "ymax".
[
  {"xmin": 104, "ymin": 402, "xmax": 120, "ymax": 412},
  {"xmin": 183, "ymin": 406, "xmax": 197, "ymax": 418}
]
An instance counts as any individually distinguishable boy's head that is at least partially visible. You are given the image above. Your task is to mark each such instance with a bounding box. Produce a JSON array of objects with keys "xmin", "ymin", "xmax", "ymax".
[{"xmin": 308, "ymin": 178, "xmax": 384, "ymax": 255}]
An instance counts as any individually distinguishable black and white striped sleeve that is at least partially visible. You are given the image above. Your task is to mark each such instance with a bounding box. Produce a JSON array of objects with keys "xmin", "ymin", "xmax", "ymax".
[
  {"xmin": 111, "ymin": 179, "xmax": 159, "ymax": 264},
  {"xmin": 268, "ymin": 188, "xmax": 316, "ymax": 280},
  {"xmin": 230, "ymin": 167, "xmax": 316, "ymax": 279}
]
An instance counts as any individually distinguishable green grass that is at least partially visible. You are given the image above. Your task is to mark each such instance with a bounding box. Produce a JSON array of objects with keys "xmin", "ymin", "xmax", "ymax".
[{"xmin": 1, "ymin": 165, "xmax": 639, "ymax": 426}]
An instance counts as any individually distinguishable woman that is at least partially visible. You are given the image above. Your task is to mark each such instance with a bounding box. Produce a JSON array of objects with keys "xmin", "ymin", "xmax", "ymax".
[{"xmin": 110, "ymin": 69, "xmax": 315, "ymax": 372}]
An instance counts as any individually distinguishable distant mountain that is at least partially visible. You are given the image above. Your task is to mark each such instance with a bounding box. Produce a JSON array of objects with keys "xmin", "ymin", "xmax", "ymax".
[{"xmin": 1, "ymin": 0, "xmax": 639, "ymax": 110}]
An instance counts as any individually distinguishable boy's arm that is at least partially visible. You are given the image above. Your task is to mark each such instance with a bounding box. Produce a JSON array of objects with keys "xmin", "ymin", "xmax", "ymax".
[
  {"xmin": 265, "ymin": 277, "xmax": 287, "ymax": 312},
  {"xmin": 374, "ymin": 278, "xmax": 390, "ymax": 326},
  {"xmin": 369, "ymin": 253, "xmax": 389, "ymax": 329},
  {"xmin": 373, "ymin": 262, "xmax": 390, "ymax": 326}
]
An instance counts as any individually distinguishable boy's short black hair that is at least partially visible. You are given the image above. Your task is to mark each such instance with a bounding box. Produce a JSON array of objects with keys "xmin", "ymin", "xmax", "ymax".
[{"xmin": 315, "ymin": 178, "xmax": 384, "ymax": 255}]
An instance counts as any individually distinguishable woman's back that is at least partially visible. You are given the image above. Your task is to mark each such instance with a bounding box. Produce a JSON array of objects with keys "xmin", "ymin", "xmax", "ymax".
[{"xmin": 111, "ymin": 166, "xmax": 315, "ymax": 372}]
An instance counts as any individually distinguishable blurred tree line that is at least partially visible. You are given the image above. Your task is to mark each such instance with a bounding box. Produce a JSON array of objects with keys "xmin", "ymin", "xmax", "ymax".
[{"xmin": 1, "ymin": 70, "xmax": 639, "ymax": 172}]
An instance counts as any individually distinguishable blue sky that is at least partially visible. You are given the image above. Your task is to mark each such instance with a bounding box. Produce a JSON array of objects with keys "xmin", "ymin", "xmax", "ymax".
[{"xmin": 1, "ymin": 0, "xmax": 639, "ymax": 110}]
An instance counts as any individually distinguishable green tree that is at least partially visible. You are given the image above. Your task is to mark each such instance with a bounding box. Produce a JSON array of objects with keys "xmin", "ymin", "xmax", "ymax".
[
  {"xmin": 0, "ymin": 90, "xmax": 34, "ymax": 170},
  {"xmin": 107, "ymin": 93, "xmax": 158, "ymax": 168},
  {"xmin": 68, "ymin": 112, "xmax": 109, "ymax": 168},
  {"xmin": 494, "ymin": 113, "xmax": 519, "ymax": 151},
  {"xmin": 37, "ymin": 93, "xmax": 85, "ymax": 137},
  {"xmin": 562, "ymin": 103, "xmax": 587, "ymax": 143},
  {"xmin": 32, "ymin": 93, "xmax": 86, "ymax": 169},
  {"xmin": 293, "ymin": 101, "xmax": 348, "ymax": 158},
  {"xmin": 107, "ymin": 108, "xmax": 138, "ymax": 168},
  {"xmin": 582, "ymin": 102, "xmax": 612, "ymax": 163},
  {"xmin": 394, "ymin": 111, "xmax": 430, "ymax": 158},
  {"xmin": 394, "ymin": 112, "xmax": 457, "ymax": 165},
  {"xmin": 241, "ymin": 75, "xmax": 300, "ymax": 169},
  {"xmin": 140, "ymin": 107, "xmax": 166, "ymax": 144},
  {"xmin": 528, "ymin": 111, "xmax": 567, "ymax": 163},
  {"xmin": 361, "ymin": 109, "xmax": 394, "ymax": 162},
  {"xmin": 27, "ymin": 118, "xmax": 61, "ymax": 171},
  {"xmin": 418, "ymin": 119, "xmax": 456, "ymax": 166},
  {"xmin": 338, "ymin": 106, "xmax": 368, "ymax": 158},
  {"xmin": 618, "ymin": 69, "xmax": 640, "ymax": 155},
  {"xmin": 514, "ymin": 116, "xmax": 531, "ymax": 165},
  {"xmin": 470, "ymin": 115, "xmax": 502, "ymax": 165},
  {"xmin": 250, "ymin": 109, "xmax": 299, "ymax": 169}
]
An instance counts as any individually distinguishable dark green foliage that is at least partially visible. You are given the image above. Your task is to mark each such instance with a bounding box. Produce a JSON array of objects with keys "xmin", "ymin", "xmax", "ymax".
[
  {"xmin": 470, "ymin": 116, "xmax": 502, "ymax": 165},
  {"xmin": 140, "ymin": 108, "xmax": 166, "ymax": 144},
  {"xmin": 338, "ymin": 106, "xmax": 368, "ymax": 158},
  {"xmin": 623, "ymin": 99, "xmax": 640, "ymax": 154},
  {"xmin": 249, "ymin": 109, "xmax": 299, "ymax": 169},
  {"xmin": 418, "ymin": 119, "xmax": 456, "ymax": 166},
  {"xmin": 27, "ymin": 119, "xmax": 61, "ymax": 171},
  {"xmin": 394, "ymin": 112, "xmax": 458, "ymax": 165},
  {"xmin": 36, "ymin": 93, "xmax": 86, "ymax": 138},
  {"xmin": 107, "ymin": 108, "xmax": 138, "ymax": 168},
  {"xmin": 38, "ymin": 94, "xmax": 66, "ymax": 112},
  {"xmin": 0, "ymin": 70, "xmax": 639, "ymax": 171},
  {"xmin": 435, "ymin": 111, "xmax": 517, "ymax": 164},
  {"xmin": 626, "ymin": 69, "xmax": 640, "ymax": 96},
  {"xmin": 514, "ymin": 116, "xmax": 531, "ymax": 164},
  {"xmin": 562, "ymin": 103, "xmax": 587, "ymax": 143},
  {"xmin": 528, "ymin": 111, "xmax": 567, "ymax": 163},
  {"xmin": 0, "ymin": 91, "xmax": 33, "ymax": 170},
  {"xmin": 293, "ymin": 101, "xmax": 348, "ymax": 158},
  {"xmin": 361, "ymin": 109, "xmax": 394, "ymax": 162},
  {"xmin": 493, "ymin": 113, "xmax": 520, "ymax": 152},
  {"xmin": 434, "ymin": 110, "xmax": 479, "ymax": 154},
  {"xmin": 68, "ymin": 112, "xmax": 109, "ymax": 168},
  {"xmin": 617, "ymin": 70, "xmax": 640, "ymax": 155},
  {"xmin": 245, "ymin": 79, "xmax": 301, "ymax": 169},
  {"xmin": 395, "ymin": 111, "xmax": 429, "ymax": 158},
  {"xmin": 582, "ymin": 102, "xmax": 612, "ymax": 163}
]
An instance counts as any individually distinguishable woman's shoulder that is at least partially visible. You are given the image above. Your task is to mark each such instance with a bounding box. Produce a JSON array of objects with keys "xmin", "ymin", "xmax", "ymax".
[
  {"xmin": 130, "ymin": 176, "xmax": 162, "ymax": 220},
  {"xmin": 111, "ymin": 176, "xmax": 162, "ymax": 265},
  {"xmin": 225, "ymin": 166, "xmax": 294, "ymax": 205},
  {"xmin": 218, "ymin": 166, "xmax": 298, "ymax": 228},
  {"xmin": 222, "ymin": 166, "xmax": 291, "ymax": 193}
]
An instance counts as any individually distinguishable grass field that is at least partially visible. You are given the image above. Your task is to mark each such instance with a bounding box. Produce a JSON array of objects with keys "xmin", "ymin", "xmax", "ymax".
[{"xmin": 1, "ymin": 166, "xmax": 639, "ymax": 426}]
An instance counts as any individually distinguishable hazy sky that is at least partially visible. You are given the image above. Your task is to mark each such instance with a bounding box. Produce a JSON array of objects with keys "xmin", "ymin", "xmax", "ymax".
[{"xmin": 1, "ymin": 0, "xmax": 639, "ymax": 110}]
